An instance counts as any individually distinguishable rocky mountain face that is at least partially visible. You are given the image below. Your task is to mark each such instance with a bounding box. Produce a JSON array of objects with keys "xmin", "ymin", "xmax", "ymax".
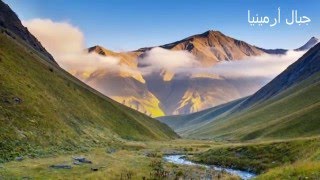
[
  {"xmin": 86, "ymin": 46, "xmax": 165, "ymax": 117},
  {"xmin": 0, "ymin": 0, "xmax": 56, "ymax": 64},
  {"xmin": 77, "ymin": 31, "xmax": 271, "ymax": 117},
  {"xmin": 137, "ymin": 30, "xmax": 264, "ymax": 65}
]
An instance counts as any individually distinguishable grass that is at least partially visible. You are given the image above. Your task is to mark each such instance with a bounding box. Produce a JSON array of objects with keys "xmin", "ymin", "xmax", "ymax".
[
  {"xmin": 185, "ymin": 71, "xmax": 320, "ymax": 141},
  {"xmin": 257, "ymin": 161, "xmax": 320, "ymax": 180},
  {"xmin": 0, "ymin": 140, "xmax": 237, "ymax": 179},
  {"xmin": 192, "ymin": 137, "xmax": 320, "ymax": 174},
  {"xmin": 1, "ymin": 137, "xmax": 320, "ymax": 179},
  {"xmin": 0, "ymin": 31, "xmax": 177, "ymax": 163},
  {"xmin": 0, "ymin": 148, "xmax": 152, "ymax": 179}
]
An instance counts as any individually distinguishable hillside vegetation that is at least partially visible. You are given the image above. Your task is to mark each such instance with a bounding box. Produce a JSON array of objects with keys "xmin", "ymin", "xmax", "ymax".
[
  {"xmin": 0, "ymin": 32, "xmax": 177, "ymax": 162},
  {"xmin": 192, "ymin": 137, "xmax": 320, "ymax": 179},
  {"xmin": 189, "ymin": 72, "xmax": 320, "ymax": 140}
]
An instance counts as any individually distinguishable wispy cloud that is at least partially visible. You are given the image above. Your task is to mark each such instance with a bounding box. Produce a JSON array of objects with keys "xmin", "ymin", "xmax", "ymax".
[
  {"xmin": 137, "ymin": 47, "xmax": 305, "ymax": 80},
  {"xmin": 138, "ymin": 47, "xmax": 199, "ymax": 74},
  {"xmin": 192, "ymin": 50, "xmax": 305, "ymax": 79},
  {"xmin": 23, "ymin": 19, "xmax": 121, "ymax": 76}
]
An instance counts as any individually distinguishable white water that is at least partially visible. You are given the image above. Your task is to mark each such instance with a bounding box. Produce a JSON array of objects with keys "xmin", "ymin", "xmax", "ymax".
[{"xmin": 163, "ymin": 155, "xmax": 256, "ymax": 180}]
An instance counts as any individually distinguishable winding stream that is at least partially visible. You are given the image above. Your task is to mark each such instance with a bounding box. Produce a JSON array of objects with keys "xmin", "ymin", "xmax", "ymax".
[{"xmin": 163, "ymin": 155, "xmax": 256, "ymax": 180}]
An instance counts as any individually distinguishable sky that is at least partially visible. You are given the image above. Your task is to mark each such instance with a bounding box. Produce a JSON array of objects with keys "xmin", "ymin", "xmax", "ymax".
[{"xmin": 4, "ymin": 0, "xmax": 320, "ymax": 51}]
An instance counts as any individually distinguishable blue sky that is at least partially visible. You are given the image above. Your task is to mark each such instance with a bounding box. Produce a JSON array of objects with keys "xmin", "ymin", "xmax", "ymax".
[{"xmin": 4, "ymin": 0, "xmax": 320, "ymax": 51}]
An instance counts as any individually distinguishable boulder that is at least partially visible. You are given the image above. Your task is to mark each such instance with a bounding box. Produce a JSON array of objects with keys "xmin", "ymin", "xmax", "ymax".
[
  {"xmin": 15, "ymin": 156, "xmax": 23, "ymax": 161},
  {"xmin": 91, "ymin": 167, "xmax": 99, "ymax": 171}
]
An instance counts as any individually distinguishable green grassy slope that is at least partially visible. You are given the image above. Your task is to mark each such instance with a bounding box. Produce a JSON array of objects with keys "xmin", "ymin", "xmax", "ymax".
[
  {"xmin": 192, "ymin": 137, "xmax": 320, "ymax": 178},
  {"xmin": 188, "ymin": 72, "xmax": 320, "ymax": 140},
  {"xmin": 0, "ymin": 32, "xmax": 178, "ymax": 162}
]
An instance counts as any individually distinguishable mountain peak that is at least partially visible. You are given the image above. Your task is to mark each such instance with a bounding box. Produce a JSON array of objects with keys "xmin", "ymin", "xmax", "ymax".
[
  {"xmin": 88, "ymin": 45, "xmax": 114, "ymax": 55},
  {"xmin": 198, "ymin": 30, "xmax": 224, "ymax": 37},
  {"xmin": 296, "ymin": 36, "xmax": 319, "ymax": 51},
  {"xmin": 310, "ymin": 36, "xmax": 319, "ymax": 41},
  {"xmin": 89, "ymin": 45, "xmax": 106, "ymax": 50}
]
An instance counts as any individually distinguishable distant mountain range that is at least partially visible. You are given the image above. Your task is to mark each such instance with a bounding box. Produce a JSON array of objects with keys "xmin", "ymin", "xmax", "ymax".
[
  {"xmin": 81, "ymin": 30, "xmax": 318, "ymax": 117},
  {"xmin": 159, "ymin": 42, "xmax": 320, "ymax": 140}
]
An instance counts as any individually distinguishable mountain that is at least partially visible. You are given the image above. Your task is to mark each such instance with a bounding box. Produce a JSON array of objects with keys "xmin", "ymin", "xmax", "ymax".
[
  {"xmin": 257, "ymin": 47, "xmax": 288, "ymax": 55},
  {"xmin": 0, "ymin": 1, "xmax": 56, "ymax": 64},
  {"xmin": 159, "ymin": 42, "xmax": 320, "ymax": 140},
  {"xmin": 255, "ymin": 37, "xmax": 319, "ymax": 55},
  {"xmin": 82, "ymin": 33, "xmax": 318, "ymax": 117},
  {"xmin": 86, "ymin": 45, "xmax": 165, "ymax": 117},
  {"xmin": 83, "ymin": 32, "xmax": 319, "ymax": 117},
  {"xmin": 137, "ymin": 30, "xmax": 264, "ymax": 65},
  {"xmin": 0, "ymin": 1, "xmax": 177, "ymax": 162},
  {"xmin": 80, "ymin": 31, "xmax": 271, "ymax": 116},
  {"xmin": 296, "ymin": 37, "xmax": 319, "ymax": 51}
]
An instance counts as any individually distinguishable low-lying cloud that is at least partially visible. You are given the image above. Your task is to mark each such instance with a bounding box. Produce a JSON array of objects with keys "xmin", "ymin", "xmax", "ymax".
[
  {"xmin": 23, "ymin": 19, "xmax": 122, "ymax": 77},
  {"xmin": 138, "ymin": 48, "xmax": 305, "ymax": 81},
  {"xmin": 138, "ymin": 47, "xmax": 199, "ymax": 74},
  {"xmin": 194, "ymin": 50, "xmax": 305, "ymax": 79}
]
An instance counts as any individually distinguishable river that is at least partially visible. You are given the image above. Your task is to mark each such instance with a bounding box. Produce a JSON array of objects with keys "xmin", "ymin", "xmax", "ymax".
[{"xmin": 163, "ymin": 155, "xmax": 256, "ymax": 180}]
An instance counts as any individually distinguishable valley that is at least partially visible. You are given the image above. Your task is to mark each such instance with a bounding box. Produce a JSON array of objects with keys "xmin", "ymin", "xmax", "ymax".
[
  {"xmin": 1, "ymin": 0, "xmax": 320, "ymax": 179},
  {"xmin": 2, "ymin": 137, "xmax": 320, "ymax": 179}
]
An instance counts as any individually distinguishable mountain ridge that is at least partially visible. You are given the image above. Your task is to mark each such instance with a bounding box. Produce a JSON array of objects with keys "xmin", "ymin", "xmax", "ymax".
[{"xmin": 0, "ymin": 0, "xmax": 56, "ymax": 64}]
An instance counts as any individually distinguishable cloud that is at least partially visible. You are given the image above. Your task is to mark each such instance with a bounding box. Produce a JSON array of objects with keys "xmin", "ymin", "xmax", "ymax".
[
  {"xmin": 137, "ymin": 46, "xmax": 305, "ymax": 81},
  {"xmin": 23, "ymin": 19, "xmax": 121, "ymax": 76},
  {"xmin": 193, "ymin": 50, "xmax": 305, "ymax": 79},
  {"xmin": 138, "ymin": 47, "xmax": 199, "ymax": 74}
]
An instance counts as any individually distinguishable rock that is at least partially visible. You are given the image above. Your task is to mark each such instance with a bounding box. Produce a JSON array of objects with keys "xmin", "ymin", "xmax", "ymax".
[
  {"xmin": 50, "ymin": 164, "xmax": 72, "ymax": 169},
  {"xmin": 15, "ymin": 156, "xmax": 23, "ymax": 161},
  {"xmin": 91, "ymin": 167, "xmax": 99, "ymax": 171},
  {"xmin": 13, "ymin": 97, "xmax": 22, "ymax": 104},
  {"xmin": 73, "ymin": 161, "xmax": 81, "ymax": 165},
  {"xmin": 73, "ymin": 156, "xmax": 85, "ymax": 161},
  {"xmin": 73, "ymin": 156, "xmax": 92, "ymax": 164}
]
